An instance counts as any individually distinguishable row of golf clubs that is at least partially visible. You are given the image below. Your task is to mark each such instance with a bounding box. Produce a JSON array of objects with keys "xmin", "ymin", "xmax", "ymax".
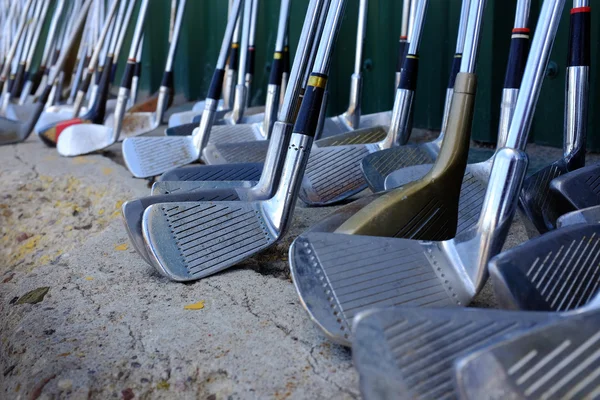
[
  {"xmin": 1, "ymin": 0, "xmax": 599, "ymax": 397},
  {"xmin": 127, "ymin": 0, "xmax": 600, "ymax": 398}
]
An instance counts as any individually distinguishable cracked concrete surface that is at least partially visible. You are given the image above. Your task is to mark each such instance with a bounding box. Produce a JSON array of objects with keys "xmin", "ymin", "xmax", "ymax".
[{"xmin": 1, "ymin": 131, "xmax": 594, "ymax": 399}]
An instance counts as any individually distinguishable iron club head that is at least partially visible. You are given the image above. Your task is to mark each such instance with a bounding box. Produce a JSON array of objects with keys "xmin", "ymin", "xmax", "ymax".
[
  {"xmin": 557, "ymin": 205, "xmax": 600, "ymax": 227},
  {"xmin": 550, "ymin": 162, "xmax": 600, "ymax": 211}
]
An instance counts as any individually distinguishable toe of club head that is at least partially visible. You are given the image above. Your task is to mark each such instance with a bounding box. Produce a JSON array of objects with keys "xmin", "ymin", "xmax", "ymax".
[
  {"xmin": 122, "ymin": 199, "xmax": 152, "ymax": 264},
  {"xmin": 557, "ymin": 205, "xmax": 600, "ymax": 227},
  {"xmin": 122, "ymin": 137, "xmax": 199, "ymax": 178},
  {"xmin": 57, "ymin": 125, "xmax": 114, "ymax": 156}
]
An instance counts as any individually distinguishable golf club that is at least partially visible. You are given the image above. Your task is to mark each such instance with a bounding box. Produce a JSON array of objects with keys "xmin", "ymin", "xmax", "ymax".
[
  {"xmin": 557, "ymin": 204, "xmax": 600, "ymax": 227},
  {"xmin": 289, "ymin": 0, "xmax": 560, "ymax": 346},
  {"xmin": 550, "ymin": 161, "xmax": 600, "ymax": 211}
]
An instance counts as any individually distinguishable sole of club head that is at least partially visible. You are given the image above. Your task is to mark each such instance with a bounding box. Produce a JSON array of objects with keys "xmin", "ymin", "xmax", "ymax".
[
  {"xmin": 123, "ymin": 186, "xmax": 248, "ymax": 264},
  {"xmin": 351, "ymin": 306, "xmax": 561, "ymax": 400},
  {"xmin": 453, "ymin": 312, "xmax": 600, "ymax": 400},
  {"xmin": 122, "ymin": 136, "xmax": 200, "ymax": 178},
  {"xmin": 57, "ymin": 124, "xmax": 116, "ymax": 156},
  {"xmin": 290, "ymin": 232, "xmax": 470, "ymax": 346},
  {"xmin": 142, "ymin": 200, "xmax": 278, "ymax": 281},
  {"xmin": 489, "ymin": 223, "xmax": 600, "ymax": 312},
  {"xmin": 557, "ymin": 205, "xmax": 600, "ymax": 227}
]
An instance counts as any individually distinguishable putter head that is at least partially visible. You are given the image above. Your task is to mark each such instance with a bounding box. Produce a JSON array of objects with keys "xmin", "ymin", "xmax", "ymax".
[
  {"xmin": 518, "ymin": 158, "xmax": 573, "ymax": 236},
  {"xmin": 122, "ymin": 136, "xmax": 200, "ymax": 178},
  {"xmin": 290, "ymin": 232, "xmax": 474, "ymax": 346},
  {"xmin": 56, "ymin": 124, "xmax": 116, "ymax": 156},
  {"xmin": 557, "ymin": 205, "xmax": 600, "ymax": 227},
  {"xmin": 490, "ymin": 223, "xmax": 600, "ymax": 311},
  {"xmin": 158, "ymin": 162, "xmax": 264, "ymax": 182},
  {"xmin": 550, "ymin": 162, "xmax": 600, "ymax": 210},
  {"xmin": 123, "ymin": 189, "xmax": 243, "ymax": 264},
  {"xmin": 151, "ymin": 179, "xmax": 257, "ymax": 195},
  {"xmin": 454, "ymin": 312, "xmax": 600, "ymax": 400},
  {"xmin": 352, "ymin": 307, "xmax": 555, "ymax": 400},
  {"xmin": 142, "ymin": 200, "xmax": 278, "ymax": 281}
]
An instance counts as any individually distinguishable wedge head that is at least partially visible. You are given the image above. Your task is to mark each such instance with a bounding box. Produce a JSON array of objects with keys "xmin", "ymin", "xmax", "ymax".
[
  {"xmin": 557, "ymin": 205, "xmax": 600, "ymax": 227},
  {"xmin": 123, "ymin": 189, "xmax": 243, "ymax": 263},
  {"xmin": 57, "ymin": 124, "xmax": 115, "ymax": 156},
  {"xmin": 290, "ymin": 232, "xmax": 468, "ymax": 346},
  {"xmin": 122, "ymin": 136, "xmax": 199, "ymax": 178},
  {"xmin": 352, "ymin": 307, "xmax": 555, "ymax": 400},
  {"xmin": 0, "ymin": 117, "xmax": 26, "ymax": 145},
  {"xmin": 489, "ymin": 223, "xmax": 600, "ymax": 311},
  {"xmin": 454, "ymin": 312, "xmax": 600, "ymax": 400},
  {"xmin": 550, "ymin": 162, "xmax": 600, "ymax": 210},
  {"xmin": 518, "ymin": 159, "xmax": 573, "ymax": 235},
  {"xmin": 158, "ymin": 163, "xmax": 263, "ymax": 182},
  {"xmin": 142, "ymin": 200, "xmax": 277, "ymax": 281}
]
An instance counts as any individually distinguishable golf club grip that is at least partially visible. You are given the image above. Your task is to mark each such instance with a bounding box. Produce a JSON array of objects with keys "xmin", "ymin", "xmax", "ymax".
[
  {"xmin": 10, "ymin": 63, "xmax": 26, "ymax": 98},
  {"xmin": 447, "ymin": 53, "xmax": 462, "ymax": 89},
  {"xmin": 120, "ymin": 61, "xmax": 136, "ymax": 89},
  {"xmin": 38, "ymin": 84, "xmax": 53, "ymax": 105},
  {"xmin": 283, "ymin": 45, "xmax": 290, "ymax": 74},
  {"xmin": 78, "ymin": 72, "xmax": 92, "ymax": 95},
  {"xmin": 30, "ymin": 67, "xmax": 44, "ymax": 92},
  {"xmin": 134, "ymin": 60, "xmax": 142, "ymax": 79},
  {"xmin": 110, "ymin": 63, "xmax": 118, "ymax": 83},
  {"xmin": 504, "ymin": 28, "xmax": 530, "ymax": 89},
  {"xmin": 269, "ymin": 51, "xmax": 284, "ymax": 85},
  {"xmin": 207, "ymin": 68, "xmax": 226, "ymax": 100},
  {"xmin": 568, "ymin": 6, "xmax": 591, "ymax": 67},
  {"xmin": 246, "ymin": 46, "xmax": 255, "ymax": 76},
  {"xmin": 228, "ymin": 43, "xmax": 239, "ymax": 71},
  {"xmin": 95, "ymin": 67, "xmax": 103, "ymax": 84},
  {"xmin": 86, "ymin": 56, "xmax": 113, "ymax": 122},
  {"xmin": 396, "ymin": 39, "xmax": 407, "ymax": 73},
  {"xmin": 399, "ymin": 55, "xmax": 418, "ymax": 91},
  {"xmin": 294, "ymin": 73, "xmax": 327, "ymax": 137}
]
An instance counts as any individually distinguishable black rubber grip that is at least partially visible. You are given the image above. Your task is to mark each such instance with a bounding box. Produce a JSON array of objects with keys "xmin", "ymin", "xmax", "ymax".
[
  {"xmin": 6, "ymin": 75, "xmax": 14, "ymax": 93},
  {"xmin": 207, "ymin": 68, "xmax": 226, "ymax": 100},
  {"xmin": 30, "ymin": 67, "xmax": 44, "ymax": 92},
  {"xmin": 161, "ymin": 70, "xmax": 174, "ymax": 88},
  {"xmin": 228, "ymin": 44, "xmax": 239, "ymax": 70},
  {"xmin": 134, "ymin": 61, "xmax": 142, "ymax": 78},
  {"xmin": 269, "ymin": 52, "xmax": 284, "ymax": 85},
  {"xmin": 10, "ymin": 63, "xmax": 26, "ymax": 97},
  {"xmin": 294, "ymin": 73, "xmax": 327, "ymax": 137},
  {"xmin": 78, "ymin": 73, "xmax": 92, "ymax": 95},
  {"xmin": 51, "ymin": 50, "xmax": 60, "ymax": 65},
  {"xmin": 120, "ymin": 61, "xmax": 136, "ymax": 89},
  {"xmin": 568, "ymin": 7, "xmax": 591, "ymax": 67},
  {"xmin": 447, "ymin": 53, "xmax": 462, "ymax": 89},
  {"xmin": 283, "ymin": 46, "xmax": 290, "ymax": 73},
  {"xmin": 85, "ymin": 55, "xmax": 113, "ymax": 123},
  {"xmin": 246, "ymin": 46, "xmax": 255, "ymax": 76},
  {"xmin": 399, "ymin": 56, "xmax": 419, "ymax": 91},
  {"xmin": 38, "ymin": 84, "xmax": 53, "ymax": 104},
  {"xmin": 166, "ymin": 122, "xmax": 196, "ymax": 136},
  {"xmin": 396, "ymin": 40, "xmax": 407, "ymax": 73},
  {"xmin": 504, "ymin": 29, "xmax": 530, "ymax": 89},
  {"xmin": 110, "ymin": 63, "xmax": 118, "ymax": 83},
  {"xmin": 95, "ymin": 67, "xmax": 103, "ymax": 84}
]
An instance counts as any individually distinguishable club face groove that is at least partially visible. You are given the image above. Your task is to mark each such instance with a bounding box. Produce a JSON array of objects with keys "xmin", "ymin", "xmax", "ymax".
[
  {"xmin": 158, "ymin": 163, "xmax": 264, "ymax": 183},
  {"xmin": 290, "ymin": 233, "xmax": 465, "ymax": 346},
  {"xmin": 299, "ymin": 145, "xmax": 372, "ymax": 206},
  {"xmin": 352, "ymin": 307, "xmax": 554, "ymax": 400},
  {"xmin": 122, "ymin": 136, "xmax": 199, "ymax": 178},
  {"xmin": 455, "ymin": 313, "xmax": 600, "ymax": 400},
  {"xmin": 143, "ymin": 201, "xmax": 276, "ymax": 281},
  {"xmin": 152, "ymin": 180, "xmax": 258, "ymax": 195},
  {"xmin": 490, "ymin": 224, "xmax": 600, "ymax": 311},
  {"xmin": 203, "ymin": 140, "xmax": 269, "ymax": 165}
]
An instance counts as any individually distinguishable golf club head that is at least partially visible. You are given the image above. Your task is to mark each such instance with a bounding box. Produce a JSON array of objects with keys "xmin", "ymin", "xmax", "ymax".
[
  {"xmin": 454, "ymin": 312, "xmax": 600, "ymax": 400},
  {"xmin": 364, "ymin": 145, "xmax": 495, "ymax": 192},
  {"xmin": 164, "ymin": 122, "xmax": 198, "ymax": 137},
  {"xmin": 157, "ymin": 163, "xmax": 264, "ymax": 182},
  {"xmin": 557, "ymin": 205, "xmax": 600, "ymax": 227},
  {"xmin": 123, "ymin": 188, "xmax": 245, "ymax": 264},
  {"xmin": 106, "ymin": 111, "xmax": 158, "ymax": 140},
  {"xmin": 122, "ymin": 136, "xmax": 200, "ymax": 178},
  {"xmin": 168, "ymin": 110, "xmax": 201, "ymax": 127},
  {"xmin": 490, "ymin": 223, "xmax": 600, "ymax": 311},
  {"xmin": 352, "ymin": 307, "xmax": 558, "ymax": 400},
  {"xmin": 290, "ymin": 232, "xmax": 470, "ymax": 346},
  {"xmin": 35, "ymin": 106, "xmax": 84, "ymax": 134},
  {"xmin": 142, "ymin": 200, "xmax": 279, "ymax": 281},
  {"xmin": 56, "ymin": 124, "xmax": 116, "ymax": 156},
  {"xmin": 0, "ymin": 116, "xmax": 31, "ymax": 145},
  {"xmin": 518, "ymin": 159, "xmax": 573, "ymax": 236},
  {"xmin": 550, "ymin": 162, "xmax": 600, "ymax": 210},
  {"xmin": 151, "ymin": 179, "xmax": 257, "ymax": 195}
]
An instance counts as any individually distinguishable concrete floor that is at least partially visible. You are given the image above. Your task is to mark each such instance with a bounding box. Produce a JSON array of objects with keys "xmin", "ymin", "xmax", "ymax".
[{"xmin": 0, "ymin": 128, "xmax": 594, "ymax": 399}]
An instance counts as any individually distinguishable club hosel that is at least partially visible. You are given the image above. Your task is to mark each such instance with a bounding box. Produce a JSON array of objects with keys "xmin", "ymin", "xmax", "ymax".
[
  {"xmin": 251, "ymin": 121, "xmax": 294, "ymax": 197},
  {"xmin": 192, "ymin": 98, "xmax": 219, "ymax": 154},
  {"xmin": 314, "ymin": 90, "xmax": 328, "ymax": 140},
  {"xmin": 129, "ymin": 76, "xmax": 139, "ymax": 108},
  {"xmin": 384, "ymin": 88, "xmax": 414, "ymax": 147},
  {"xmin": 87, "ymin": 84, "xmax": 100, "ymax": 110},
  {"xmin": 563, "ymin": 66, "xmax": 588, "ymax": 164},
  {"xmin": 224, "ymin": 68, "xmax": 237, "ymax": 109},
  {"xmin": 230, "ymin": 84, "xmax": 247, "ymax": 123},
  {"xmin": 451, "ymin": 147, "xmax": 529, "ymax": 294},
  {"xmin": 263, "ymin": 133, "xmax": 313, "ymax": 236},
  {"xmin": 434, "ymin": 88, "xmax": 455, "ymax": 146},
  {"xmin": 280, "ymin": 72, "xmax": 288, "ymax": 107},
  {"xmin": 156, "ymin": 85, "xmax": 170, "ymax": 124},
  {"xmin": 110, "ymin": 87, "xmax": 130, "ymax": 142},
  {"xmin": 343, "ymin": 73, "xmax": 362, "ymax": 129},
  {"xmin": 497, "ymin": 88, "xmax": 519, "ymax": 148},
  {"xmin": 262, "ymin": 83, "xmax": 281, "ymax": 138},
  {"xmin": 72, "ymin": 90, "xmax": 87, "ymax": 117},
  {"xmin": 18, "ymin": 80, "xmax": 32, "ymax": 104}
]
